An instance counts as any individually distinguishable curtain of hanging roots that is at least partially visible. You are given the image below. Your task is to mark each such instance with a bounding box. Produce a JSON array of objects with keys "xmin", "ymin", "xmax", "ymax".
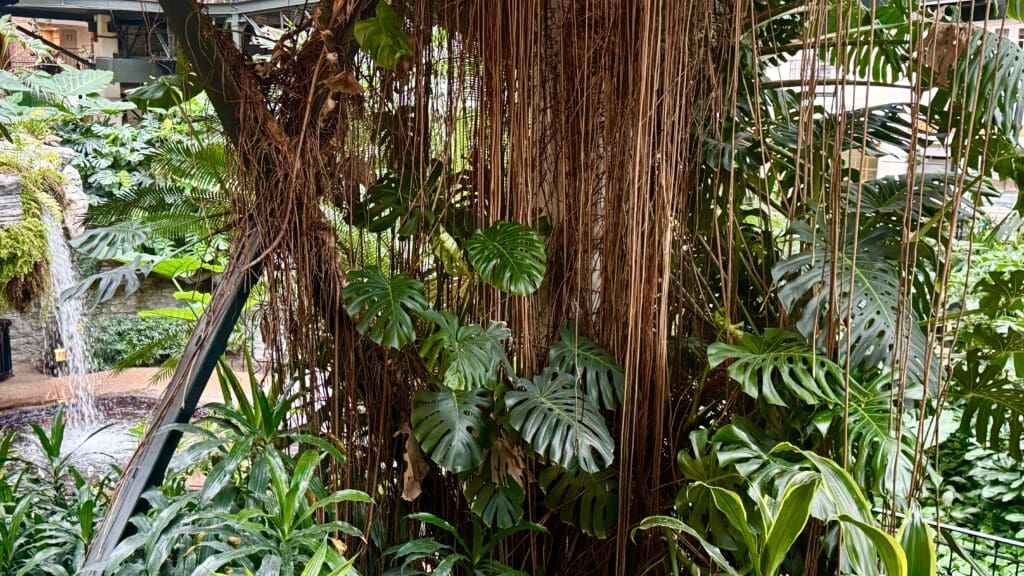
[
  {"xmin": 217, "ymin": 0, "xmax": 738, "ymax": 572},
  {"xmin": 199, "ymin": 0, "xmax": 1006, "ymax": 572}
]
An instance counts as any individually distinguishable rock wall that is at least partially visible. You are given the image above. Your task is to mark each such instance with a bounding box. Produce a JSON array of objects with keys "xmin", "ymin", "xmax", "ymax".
[
  {"xmin": 6, "ymin": 269, "xmax": 182, "ymax": 368},
  {"xmin": 0, "ymin": 143, "xmax": 182, "ymax": 369}
]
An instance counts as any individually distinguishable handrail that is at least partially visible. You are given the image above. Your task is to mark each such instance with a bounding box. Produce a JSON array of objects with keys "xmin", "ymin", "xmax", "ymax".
[
  {"xmin": 878, "ymin": 508, "xmax": 1024, "ymax": 549},
  {"xmin": 14, "ymin": 24, "xmax": 95, "ymax": 69}
]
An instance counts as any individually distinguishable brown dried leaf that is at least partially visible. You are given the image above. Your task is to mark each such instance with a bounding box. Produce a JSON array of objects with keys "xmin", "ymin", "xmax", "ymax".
[
  {"xmin": 396, "ymin": 423, "xmax": 430, "ymax": 501},
  {"xmin": 326, "ymin": 70, "xmax": 364, "ymax": 95},
  {"xmin": 919, "ymin": 22, "xmax": 973, "ymax": 89},
  {"xmin": 490, "ymin": 437, "xmax": 529, "ymax": 487}
]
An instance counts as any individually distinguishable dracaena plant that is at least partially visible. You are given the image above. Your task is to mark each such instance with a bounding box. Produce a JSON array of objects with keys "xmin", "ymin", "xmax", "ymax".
[
  {"xmin": 383, "ymin": 512, "xmax": 545, "ymax": 576},
  {"xmin": 0, "ymin": 410, "xmax": 118, "ymax": 576},
  {"xmin": 636, "ymin": 423, "xmax": 930, "ymax": 576},
  {"xmin": 99, "ymin": 363, "xmax": 369, "ymax": 576}
]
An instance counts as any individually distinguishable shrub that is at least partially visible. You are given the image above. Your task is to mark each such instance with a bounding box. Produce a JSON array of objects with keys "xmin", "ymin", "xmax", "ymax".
[{"xmin": 86, "ymin": 314, "xmax": 183, "ymax": 371}]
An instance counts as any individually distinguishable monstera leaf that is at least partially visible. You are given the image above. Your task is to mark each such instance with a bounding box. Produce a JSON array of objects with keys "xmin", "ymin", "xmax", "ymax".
[
  {"xmin": 841, "ymin": 376, "xmax": 923, "ymax": 500},
  {"xmin": 463, "ymin": 471, "xmax": 525, "ymax": 529},
  {"xmin": 707, "ymin": 328, "xmax": 844, "ymax": 407},
  {"xmin": 773, "ymin": 222, "xmax": 936, "ymax": 388},
  {"xmin": 848, "ymin": 174, "xmax": 974, "ymax": 228},
  {"xmin": 354, "ymin": 1, "xmax": 414, "ymax": 70},
  {"xmin": 954, "ymin": 351, "xmax": 1024, "ymax": 459},
  {"xmin": 548, "ymin": 320, "xmax": 624, "ymax": 410},
  {"xmin": 539, "ymin": 465, "xmax": 618, "ymax": 538},
  {"xmin": 505, "ymin": 368, "xmax": 614, "ymax": 473},
  {"xmin": 342, "ymin": 267, "xmax": 428, "ymax": 348},
  {"xmin": 465, "ymin": 221, "xmax": 546, "ymax": 296},
  {"xmin": 70, "ymin": 220, "xmax": 151, "ymax": 260},
  {"xmin": 411, "ymin": 388, "xmax": 493, "ymax": 473},
  {"xmin": 923, "ymin": 24, "xmax": 1024, "ymax": 142},
  {"xmin": 419, "ymin": 310, "xmax": 511, "ymax": 390}
]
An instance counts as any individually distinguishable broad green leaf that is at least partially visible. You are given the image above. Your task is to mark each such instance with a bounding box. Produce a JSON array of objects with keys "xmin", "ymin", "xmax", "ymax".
[
  {"xmin": 300, "ymin": 541, "xmax": 330, "ymax": 576},
  {"xmin": 954, "ymin": 351, "xmax": 1024, "ymax": 459},
  {"xmin": 897, "ymin": 505, "xmax": 936, "ymax": 576},
  {"xmin": 836, "ymin": 515, "xmax": 908, "ymax": 576},
  {"xmin": 342, "ymin": 267, "xmax": 429, "ymax": 348},
  {"xmin": 70, "ymin": 220, "xmax": 151, "ymax": 260},
  {"xmin": 708, "ymin": 328, "xmax": 844, "ymax": 407},
  {"xmin": 506, "ymin": 368, "xmax": 614, "ymax": 473},
  {"xmin": 0, "ymin": 70, "xmax": 29, "ymax": 92},
  {"xmin": 548, "ymin": 320, "xmax": 624, "ymax": 410},
  {"xmin": 406, "ymin": 512, "xmax": 467, "ymax": 551},
  {"xmin": 843, "ymin": 375, "xmax": 922, "ymax": 499},
  {"xmin": 353, "ymin": 1, "xmax": 414, "ymax": 69},
  {"xmin": 465, "ymin": 221, "xmax": 546, "ymax": 296},
  {"xmin": 538, "ymin": 465, "xmax": 618, "ymax": 539},
  {"xmin": 411, "ymin": 387, "xmax": 492, "ymax": 473},
  {"xmin": 702, "ymin": 484, "xmax": 758, "ymax": 563},
  {"xmin": 25, "ymin": 68, "xmax": 113, "ymax": 99},
  {"xmin": 632, "ymin": 516, "xmax": 741, "ymax": 576},
  {"xmin": 137, "ymin": 306, "xmax": 201, "ymax": 322},
  {"xmin": 419, "ymin": 310, "xmax": 510, "ymax": 390},
  {"xmin": 464, "ymin": 472, "xmax": 524, "ymax": 529},
  {"xmin": 773, "ymin": 223, "xmax": 936, "ymax": 388},
  {"xmin": 761, "ymin": 476, "xmax": 819, "ymax": 576}
]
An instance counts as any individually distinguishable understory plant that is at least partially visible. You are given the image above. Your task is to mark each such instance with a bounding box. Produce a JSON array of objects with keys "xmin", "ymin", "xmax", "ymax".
[
  {"xmin": 0, "ymin": 410, "xmax": 116, "ymax": 575},
  {"xmin": 100, "ymin": 354, "xmax": 367, "ymax": 576}
]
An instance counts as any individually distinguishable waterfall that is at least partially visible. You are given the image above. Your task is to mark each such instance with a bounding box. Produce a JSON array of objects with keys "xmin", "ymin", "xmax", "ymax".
[{"xmin": 43, "ymin": 212, "xmax": 97, "ymax": 425}]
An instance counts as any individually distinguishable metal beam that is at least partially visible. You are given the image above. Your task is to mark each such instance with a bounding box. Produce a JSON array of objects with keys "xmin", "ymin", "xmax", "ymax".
[
  {"xmin": 14, "ymin": 24, "xmax": 94, "ymax": 68},
  {"xmin": 81, "ymin": 239, "xmax": 262, "ymax": 573},
  {"xmin": 5, "ymin": 0, "xmax": 311, "ymax": 17}
]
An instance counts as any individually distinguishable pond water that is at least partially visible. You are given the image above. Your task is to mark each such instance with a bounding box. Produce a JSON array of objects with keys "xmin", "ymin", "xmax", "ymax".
[{"xmin": 0, "ymin": 396, "xmax": 158, "ymax": 476}]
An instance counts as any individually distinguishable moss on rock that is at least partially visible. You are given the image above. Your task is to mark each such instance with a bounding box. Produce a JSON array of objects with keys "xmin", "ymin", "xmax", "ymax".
[{"xmin": 0, "ymin": 141, "xmax": 66, "ymax": 312}]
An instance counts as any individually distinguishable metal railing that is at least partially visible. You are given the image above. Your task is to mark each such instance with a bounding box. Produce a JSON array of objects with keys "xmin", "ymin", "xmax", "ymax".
[
  {"xmin": 881, "ymin": 510, "xmax": 1024, "ymax": 575},
  {"xmin": 935, "ymin": 521, "xmax": 1024, "ymax": 576}
]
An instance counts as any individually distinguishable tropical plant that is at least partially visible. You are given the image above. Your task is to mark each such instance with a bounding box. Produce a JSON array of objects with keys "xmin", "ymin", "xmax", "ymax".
[
  {"xmin": 384, "ymin": 512, "xmax": 545, "ymax": 576},
  {"xmin": 0, "ymin": 410, "xmax": 117, "ymax": 576},
  {"xmin": 101, "ymin": 359, "xmax": 367, "ymax": 575}
]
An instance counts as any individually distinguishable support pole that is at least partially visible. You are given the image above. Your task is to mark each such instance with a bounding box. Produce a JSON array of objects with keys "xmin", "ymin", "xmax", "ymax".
[{"xmin": 82, "ymin": 240, "xmax": 262, "ymax": 572}]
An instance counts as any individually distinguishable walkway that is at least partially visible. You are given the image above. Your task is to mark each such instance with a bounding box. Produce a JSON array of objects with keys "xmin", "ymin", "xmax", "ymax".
[{"xmin": 0, "ymin": 362, "xmax": 240, "ymax": 412}]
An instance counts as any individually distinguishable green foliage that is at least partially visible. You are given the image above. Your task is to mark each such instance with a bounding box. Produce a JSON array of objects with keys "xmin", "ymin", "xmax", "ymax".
[
  {"xmin": 87, "ymin": 314, "xmax": 186, "ymax": 371},
  {"xmin": 898, "ymin": 506, "xmax": 937, "ymax": 576},
  {"xmin": 0, "ymin": 60, "xmax": 133, "ymax": 129},
  {"xmin": 643, "ymin": 420, "xmax": 914, "ymax": 576},
  {"xmin": 354, "ymin": 1, "xmax": 414, "ymax": 70},
  {"xmin": 0, "ymin": 143, "xmax": 64, "ymax": 311},
  {"xmin": 419, "ymin": 310, "xmax": 511, "ymax": 390},
  {"xmin": 708, "ymin": 328, "xmax": 843, "ymax": 407},
  {"xmin": 773, "ymin": 223, "xmax": 935, "ymax": 387},
  {"xmin": 384, "ymin": 512, "xmax": 545, "ymax": 576},
  {"xmin": 463, "ymin": 466, "xmax": 525, "ymax": 530},
  {"xmin": 104, "ymin": 361, "xmax": 366, "ymax": 575},
  {"xmin": 465, "ymin": 221, "xmax": 547, "ymax": 296},
  {"xmin": 547, "ymin": 320, "xmax": 624, "ymax": 410},
  {"xmin": 411, "ymin": 387, "xmax": 493, "ymax": 473},
  {"xmin": 0, "ymin": 410, "xmax": 117, "ymax": 576},
  {"xmin": 342, "ymin": 267, "xmax": 429, "ymax": 348},
  {"xmin": 538, "ymin": 465, "xmax": 618, "ymax": 539},
  {"xmin": 506, "ymin": 368, "xmax": 615, "ymax": 473}
]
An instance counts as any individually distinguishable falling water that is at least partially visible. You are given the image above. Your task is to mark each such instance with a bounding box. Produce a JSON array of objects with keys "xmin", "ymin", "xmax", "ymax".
[{"xmin": 44, "ymin": 212, "xmax": 97, "ymax": 424}]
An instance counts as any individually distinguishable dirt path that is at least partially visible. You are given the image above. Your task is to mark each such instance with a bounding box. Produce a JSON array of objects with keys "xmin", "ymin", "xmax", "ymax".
[{"xmin": 0, "ymin": 363, "xmax": 237, "ymax": 412}]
